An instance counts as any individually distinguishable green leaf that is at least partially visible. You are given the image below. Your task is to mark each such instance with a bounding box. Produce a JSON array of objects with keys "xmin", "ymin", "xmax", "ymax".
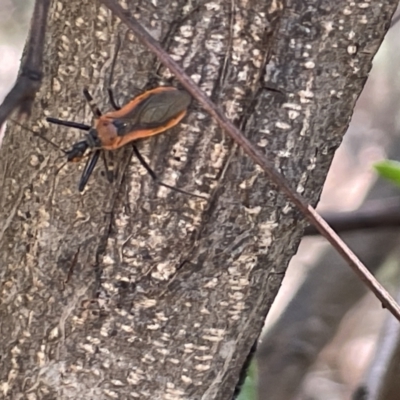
[
  {"xmin": 237, "ymin": 362, "xmax": 257, "ymax": 400},
  {"xmin": 374, "ymin": 160, "xmax": 400, "ymax": 187}
]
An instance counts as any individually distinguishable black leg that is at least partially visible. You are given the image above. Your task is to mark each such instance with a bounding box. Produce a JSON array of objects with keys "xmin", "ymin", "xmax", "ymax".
[
  {"xmin": 106, "ymin": 36, "xmax": 141, "ymax": 111},
  {"xmin": 101, "ymin": 151, "xmax": 114, "ymax": 183},
  {"xmin": 78, "ymin": 150, "xmax": 101, "ymax": 192},
  {"xmin": 46, "ymin": 117, "xmax": 91, "ymax": 131},
  {"xmin": 107, "ymin": 89, "xmax": 121, "ymax": 111},
  {"xmin": 83, "ymin": 88, "xmax": 102, "ymax": 118},
  {"xmin": 107, "ymin": 36, "xmax": 122, "ymax": 110},
  {"xmin": 132, "ymin": 144, "xmax": 205, "ymax": 199}
]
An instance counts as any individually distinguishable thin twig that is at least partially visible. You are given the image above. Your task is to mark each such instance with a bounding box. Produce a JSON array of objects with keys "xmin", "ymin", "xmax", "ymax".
[
  {"xmin": 0, "ymin": 0, "xmax": 51, "ymax": 127},
  {"xmin": 305, "ymin": 198, "xmax": 400, "ymax": 235},
  {"xmin": 98, "ymin": 0, "xmax": 400, "ymax": 321}
]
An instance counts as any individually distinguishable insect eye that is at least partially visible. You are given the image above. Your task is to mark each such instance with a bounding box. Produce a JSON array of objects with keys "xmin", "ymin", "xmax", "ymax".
[
  {"xmin": 112, "ymin": 120, "xmax": 127, "ymax": 134},
  {"xmin": 112, "ymin": 120, "xmax": 125, "ymax": 129}
]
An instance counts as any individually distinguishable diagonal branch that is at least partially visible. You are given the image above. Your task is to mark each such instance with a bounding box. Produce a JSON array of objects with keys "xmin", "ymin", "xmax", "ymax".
[
  {"xmin": 0, "ymin": 0, "xmax": 51, "ymax": 127},
  {"xmin": 98, "ymin": 0, "xmax": 400, "ymax": 321},
  {"xmin": 304, "ymin": 198, "xmax": 400, "ymax": 235}
]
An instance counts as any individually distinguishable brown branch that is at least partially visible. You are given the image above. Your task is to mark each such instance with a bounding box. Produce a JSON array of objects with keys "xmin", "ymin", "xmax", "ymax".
[
  {"xmin": 98, "ymin": 0, "xmax": 400, "ymax": 321},
  {"xmin": 305, "ymin": 198, "xmax": 400, "ymax": 235},
  {"xmin": 0, "ymin": 0, "xmax": 50, "ymax": 127}
]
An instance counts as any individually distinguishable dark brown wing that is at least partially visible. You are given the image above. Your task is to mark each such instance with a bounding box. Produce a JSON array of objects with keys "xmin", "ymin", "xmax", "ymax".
[{"xmin": 117, "ymin": 89, "xmax": 191, "ymax": 135}]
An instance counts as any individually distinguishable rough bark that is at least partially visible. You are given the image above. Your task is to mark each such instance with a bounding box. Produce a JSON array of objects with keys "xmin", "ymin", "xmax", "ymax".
[{"xmin": 0, "ymin": 1, "xmax": 397, "ymax": 399}]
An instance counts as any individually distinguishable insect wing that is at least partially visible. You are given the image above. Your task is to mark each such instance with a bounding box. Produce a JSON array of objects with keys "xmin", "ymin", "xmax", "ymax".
[
  {"xmin": 118, "ymin": 89, "xmax": 191, "ymax": 134},
  {"xmin": 136, "ymin": 90, "xmax": 191, "ymax": 127}
]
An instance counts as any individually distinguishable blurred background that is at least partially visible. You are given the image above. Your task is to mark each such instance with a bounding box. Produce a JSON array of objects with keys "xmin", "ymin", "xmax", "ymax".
[
  {"xmin": 0, "ymin": 0, "xmax": 33, "ymax": 88},
  {"xmin": 1, "ymin": 2, "xmax": 399, "ymax": 399},
  {"xmin": 0, "ymin": 0, "xmax": 33, "ymax": 143}
]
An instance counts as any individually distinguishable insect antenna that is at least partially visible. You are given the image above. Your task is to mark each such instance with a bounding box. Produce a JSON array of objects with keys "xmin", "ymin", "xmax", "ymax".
[{"xmin": 10, "ymin": 119, "xmax": 67, "ymax": 154}]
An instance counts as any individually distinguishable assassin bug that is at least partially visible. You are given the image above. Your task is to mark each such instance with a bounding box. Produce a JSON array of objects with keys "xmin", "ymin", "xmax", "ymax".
[
  {"xmin": 46, "ymin": 86, "xmax": 193, "ymax": 193},
  {"xmin": 40, "ymin": 37, "xmax": 202, "ymax": 197}
]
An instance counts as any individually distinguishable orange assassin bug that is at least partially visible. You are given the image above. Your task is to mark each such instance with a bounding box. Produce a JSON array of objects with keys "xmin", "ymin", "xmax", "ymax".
[
  {"xmin": 40, "ymin": 36, "xmax": 201, "ymax": 196},
  {"xmin": 46, "ymin": 86, "xmax": 192, "ymax": 192}
]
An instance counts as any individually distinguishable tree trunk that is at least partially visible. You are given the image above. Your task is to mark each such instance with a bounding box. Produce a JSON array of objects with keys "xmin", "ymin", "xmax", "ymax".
[{"xmin": 0, "ymin": 0, "xmax": 397, "ymax": 399}]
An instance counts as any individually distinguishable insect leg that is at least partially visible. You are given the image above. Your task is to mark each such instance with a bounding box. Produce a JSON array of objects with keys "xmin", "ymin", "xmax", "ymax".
[
  {"xmin": 46, "ymin": 117, "xmax": 91, "ymax": 131},
  {"xmin": 107, "ymin": 36, "xmax": 122, "ymax": 111},
  {"xmin": 132, "ymin": 144, "xmax": 205, "ymax": 199},
  {"xmin": 107, "ymin": 89, "xmax": 121, "ymax": 111},
  {"xmin": 101, "ymin": 151, "xmax": 114, "ymax": 183},
  {"xmin": 78, "ymin": 150, "xmax": 101, "ymax": 192},
  {"xmin": 83, "ymin": 89, "xmax": 102, "ymax": 118}
]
